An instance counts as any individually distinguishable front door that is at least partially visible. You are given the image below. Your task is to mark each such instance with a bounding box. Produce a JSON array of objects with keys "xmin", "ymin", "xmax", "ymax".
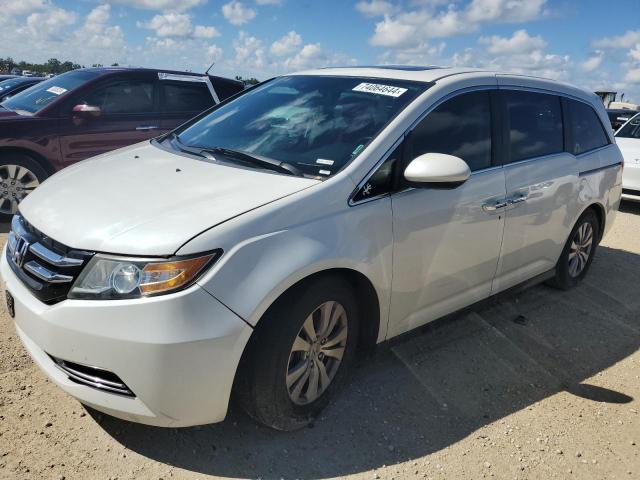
[
  {"xmin": 388, "ymin": 90, "xmax": 506, "ymax": 338},
  {"xmin": 58, "ymin": 74, "xmax": 160, "ymax": 166}
]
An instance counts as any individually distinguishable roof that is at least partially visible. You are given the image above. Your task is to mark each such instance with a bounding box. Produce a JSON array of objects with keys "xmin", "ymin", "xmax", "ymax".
[
  {"xmin": 290, "ymin": 65, "xmax": 600, "ymax": 106},
  {"xmin": 291, "ymin": 66, "xmax": 483, "ymax": 83}
]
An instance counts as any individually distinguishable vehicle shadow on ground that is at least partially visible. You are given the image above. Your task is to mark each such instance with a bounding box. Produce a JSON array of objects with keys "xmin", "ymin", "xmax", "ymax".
[{"xmin": 92, "ymin": 244, "xmax": 640, "ymax": 479}]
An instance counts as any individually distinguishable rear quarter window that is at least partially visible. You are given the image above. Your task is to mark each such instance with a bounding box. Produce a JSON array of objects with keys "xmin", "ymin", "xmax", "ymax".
[
  {"xmin": 162, "ymin": 81, "xmax": 214, "ymax": 112},
  {"xmin": 566, "ymin": 99, "xmax": 610, "ymax": 155}
]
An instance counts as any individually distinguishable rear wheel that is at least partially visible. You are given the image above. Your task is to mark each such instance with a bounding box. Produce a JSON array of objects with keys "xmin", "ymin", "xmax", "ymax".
[
  {"xmin": 548, "ymin": 209, "xmax": 600, "ymax": 290},
  {"xmin": 235, "ymin": 276, "xmax": 359, "ymax": 431},
  {"xmin": 0, "ymin": 153, "xmax": 49, "ymax": 219}
]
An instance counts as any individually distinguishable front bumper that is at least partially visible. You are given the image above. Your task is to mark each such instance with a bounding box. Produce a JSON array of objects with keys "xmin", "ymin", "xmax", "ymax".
[{"xmin": 1, "ymin": 247, "xmax": 253, "ymax": 427}]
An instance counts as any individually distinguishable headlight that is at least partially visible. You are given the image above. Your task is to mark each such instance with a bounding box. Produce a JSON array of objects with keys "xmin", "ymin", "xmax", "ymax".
[{"xmin": 68, "ymin": 251, "xmax": 221, "ymax": 300}]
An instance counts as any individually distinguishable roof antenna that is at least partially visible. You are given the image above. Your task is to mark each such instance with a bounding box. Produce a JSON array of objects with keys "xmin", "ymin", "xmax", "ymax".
[{"xmin": 205, "ymin": 61, "xmax": 215, "ymax": 76}]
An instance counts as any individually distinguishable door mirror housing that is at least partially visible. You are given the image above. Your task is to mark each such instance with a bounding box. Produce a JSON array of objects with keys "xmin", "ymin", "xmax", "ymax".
[
  {"xmin": 404, "ymin": 153, "xmax": 471, "ymax": 187},
  {"xmin": 72, "ymin": 104, "xmax": 101, "ymax": 118}
]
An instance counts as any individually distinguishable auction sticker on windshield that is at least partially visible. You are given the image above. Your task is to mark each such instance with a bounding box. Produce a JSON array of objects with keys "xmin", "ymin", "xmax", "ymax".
[
  {"xmin": 352, "ymin": 83, "xmax": 408, "ymax": 97},
  {"xmin": 46, "ymin": 86, "xmax": 67, "ymax": 95}
]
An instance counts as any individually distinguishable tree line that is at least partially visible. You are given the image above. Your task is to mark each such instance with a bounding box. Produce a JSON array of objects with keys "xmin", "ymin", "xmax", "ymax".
[{"xmin": 0, "ymin": 57, "xmax": 108, "ymax": 75}]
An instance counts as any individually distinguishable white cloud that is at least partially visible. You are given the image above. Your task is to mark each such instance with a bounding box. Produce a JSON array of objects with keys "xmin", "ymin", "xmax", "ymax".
[
  {"xmin": 630, "ymin": 44, "xmax": 640, "ymax": 62},
  {"xmin": 367, "ymin": 0, "xmax": 547, "ymax": 49},
  {"xmin": 193, "ymin": 25, "xmax": 221, "ymax": 39},
  {"xmin": 270, "ymin": 30, "xmax": 302, "ymax": 56},
  {"xmin": 232, "ymin": 31, "xmax": 266, "ymax": 69},
  {"xmin": 355, "ymin": 0, "xmax": 394, "ymax": 17},
  {"xmin": 222, "ymin": 1, "xmax": 256, "ymax": 26},
  {"xmin": 581, "ymin": 51, "xmax": 604, "ymax": 72},
  {"xmin": 479, "ymin": 29, "xmax": 546, "ymax": 55},
  {"xmin": 74, "ymin": 5, "xmax": 126, "ymax": 52},
  {"xmin": 207, "ymin": 44, "xmax": 224, "ymax": 63},
  {"xmin": 466, "ymin": 0, "xmax": 548, "ymax": 23},
  {"xmin": 283, "ymin": 43, "xmax": 326, "ymax": 70},
  {"xmin": 108, "ymin": 0, "xmax": 206, "ymax": 11},
  {"xmin": 0, "ymin": 0, "xmax": 48, "ymax": 16},
  {"xmin": 139, "ymin": 13, "xmax": 220, "ymax": 39},
  {"xmin": 625, "ymin": 69, "xmax": 640, "ymax": 84},
  {"xmin": 593, "ymin": 30, "xmax": 640, "ymax": 49},
  {"xmin": 25, "ymin": 6, "xmax": 77, "ymax": 40}
]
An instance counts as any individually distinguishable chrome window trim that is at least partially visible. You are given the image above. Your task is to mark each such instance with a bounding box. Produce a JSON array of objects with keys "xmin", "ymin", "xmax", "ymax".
[{"xmin": 158, "ymin": 72, "xmax": 220, "ymax": 105}]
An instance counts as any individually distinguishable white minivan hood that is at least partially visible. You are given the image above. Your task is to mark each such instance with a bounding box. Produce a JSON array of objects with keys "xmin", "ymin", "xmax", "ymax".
[{"xmin": 19, "ymin": 142, "xmax": 319, "ymax": 255}]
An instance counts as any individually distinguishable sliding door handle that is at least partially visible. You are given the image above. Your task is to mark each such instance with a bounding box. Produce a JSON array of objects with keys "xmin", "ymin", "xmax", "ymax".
[
  {"xmin": 508, "ymin": 194, "xmax": 528, "ymax": 205},
  {"xmin": 482, "ymin": 200, "xmax": 508, "ymax": 212}
]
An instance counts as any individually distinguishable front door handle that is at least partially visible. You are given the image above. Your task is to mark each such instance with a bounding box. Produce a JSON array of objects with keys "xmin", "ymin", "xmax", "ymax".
[
  {"xmin": 482, "ymin": 200, "xmax": 508, "ymax": 212},
  {"xmin": 136, "ymin": 125, "xmax": 159, "ymax": 131}
]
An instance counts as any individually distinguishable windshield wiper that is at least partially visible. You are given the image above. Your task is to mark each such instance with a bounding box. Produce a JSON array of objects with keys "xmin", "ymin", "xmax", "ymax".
[
  {"xmin": 201, "ymin": 146, "xmax": 303, "ymax": 176},
  {"xmin": 165, "ymin": 133, "xmax": 302, "ymax": 176}
]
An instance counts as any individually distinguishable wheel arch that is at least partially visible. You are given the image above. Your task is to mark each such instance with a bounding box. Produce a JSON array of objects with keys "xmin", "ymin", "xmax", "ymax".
[
  {"xmin": 231, "ymin": 267, "xmax": 381, "ymax": 406},
  {"xmin": 581, "ymin": 202, "xmax": 606, "ymax": 242},
  {"xmin": 0, "ymin": 146, "xmax": 56, "ymax": 176}
]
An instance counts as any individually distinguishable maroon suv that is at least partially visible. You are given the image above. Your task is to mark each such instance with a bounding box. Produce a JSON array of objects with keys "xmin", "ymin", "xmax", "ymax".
[{"xmin": 0, "ymin": 67, "xmax": 244, "ymax": 216}]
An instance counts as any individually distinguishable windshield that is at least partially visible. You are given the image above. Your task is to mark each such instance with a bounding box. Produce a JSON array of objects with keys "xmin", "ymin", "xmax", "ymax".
[
  {"xmin": 0, "ymin": 78, "xmax": 32, "ymax": 92},
  {"xmin": 1, "ymin": 70, "xmax": 100, "ymax": 115},
  {"xmin": 615, "ymin": 113, "xmax": 640, "ymax": 139},
  {"xmin": 175, "ymin": 75, "xmax": 428, "ymax": 178}
]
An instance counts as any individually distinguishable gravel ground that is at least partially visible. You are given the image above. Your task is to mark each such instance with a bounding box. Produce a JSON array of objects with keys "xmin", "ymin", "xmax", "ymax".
[{"xmin": 1, "ymin": 202, "xmax": 639, "ymax": 480}]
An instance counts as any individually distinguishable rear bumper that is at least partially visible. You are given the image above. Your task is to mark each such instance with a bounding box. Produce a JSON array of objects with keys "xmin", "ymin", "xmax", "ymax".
[{"xmin": 1, "ymin": 247, "xmax": 253, "ymax": 427}]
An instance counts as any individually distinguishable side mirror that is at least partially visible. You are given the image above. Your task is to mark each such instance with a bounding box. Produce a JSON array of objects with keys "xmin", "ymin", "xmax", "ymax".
[
  {"xmin": 404, "ymin": 153, "xmax": 471, "ymax": 187},
  {"xmin": 72, "ymin": 104, "xmax": 101, "ymax": 118}
]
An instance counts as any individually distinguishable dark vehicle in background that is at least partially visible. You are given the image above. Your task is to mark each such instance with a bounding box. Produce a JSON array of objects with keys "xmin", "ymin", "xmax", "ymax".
[
  {"xmin": 0, "ymin": 75, "xmax": 18, "ymax": 82},
  {"xmin": 0, "ymin": 77, "xmax": 44, "ymax": 103},
  {"xmin": 0, "ymin": 67, "xmax": 244, "ymax": 215},
  {"xmin": 607, "ymin": 108, "xmax": 638, "ymax": 132}
]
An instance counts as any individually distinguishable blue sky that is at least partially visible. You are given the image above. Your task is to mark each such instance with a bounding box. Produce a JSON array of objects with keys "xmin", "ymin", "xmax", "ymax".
[{"xmin": 2, "ymin": 0, "xmax": 640, "ymax": 101}]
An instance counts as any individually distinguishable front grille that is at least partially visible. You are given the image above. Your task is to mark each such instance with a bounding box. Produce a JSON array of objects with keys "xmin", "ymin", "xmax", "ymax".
[
  {"xmin": 48, "ymin": 354, "xmax": 135, "ymax": 397},
  {"xmin": 7, "ymin": 214, "xmax": 94, "ymax": 304},
  {"xmin": 622, "ymin": 188, "xmax": 640, "ymax": 197}
]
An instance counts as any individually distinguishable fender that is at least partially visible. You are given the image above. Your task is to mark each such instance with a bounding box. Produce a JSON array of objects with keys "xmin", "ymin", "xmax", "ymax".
[{"xmin": 194, "ymin": 196, "xmax": 393, "ymax": 342}]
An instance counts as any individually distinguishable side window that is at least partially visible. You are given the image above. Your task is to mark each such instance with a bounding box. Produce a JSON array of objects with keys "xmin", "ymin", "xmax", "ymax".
[
  {"xmin": 566, "ymin": 99, "xmax": 610, "ymax": 154},
  {"xmin": 162, "ymin": 81, "xmax": 214, "ymax": 112},
  {"xmin": 81, "ymin": 80, "xmax": 155, "ymax": 114},
  {"xmin": 352, "ymin": 143, "xmax": 402, "ymax": 203},
  {"xmin": 410, "ymin": 91, "xmax": 492, "ymax": 172},
  {"xmin": 504, "ymin": 90, "xmax": 563, "ymax": 163}
]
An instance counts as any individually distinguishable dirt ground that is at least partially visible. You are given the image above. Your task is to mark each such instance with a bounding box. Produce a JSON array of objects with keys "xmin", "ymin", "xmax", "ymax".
[{"xmin": 1, "ymin": 202, "xmax": 639, "ymax": 480}]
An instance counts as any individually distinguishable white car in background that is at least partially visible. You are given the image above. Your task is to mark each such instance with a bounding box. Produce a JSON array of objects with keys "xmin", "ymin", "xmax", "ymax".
[
  {"xmin": 1, "ymin": 66, "xmax": 623, "ymax": 431},
  {"xmin": 615, "ymin": 112, "xmax": 640, "ymax": 201}
]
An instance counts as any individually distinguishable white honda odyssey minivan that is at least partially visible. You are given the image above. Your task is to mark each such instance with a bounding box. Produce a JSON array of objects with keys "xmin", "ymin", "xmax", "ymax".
[{"xmin": 1, "ymin": 66, "xmax": 623, "ymax": 430}]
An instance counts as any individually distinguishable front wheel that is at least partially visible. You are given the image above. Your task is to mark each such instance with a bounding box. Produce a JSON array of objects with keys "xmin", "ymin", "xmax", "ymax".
[
  {"xmin": 0, "ymin": 154, "xmax": 49, "ymax": 220},
  {"xmin": 548, "ymin": 209, "xmax": 600, "ymax": 290},
  {"xmin": 235, "ymin": 276, "xmax": 359, "ymax": 431}
]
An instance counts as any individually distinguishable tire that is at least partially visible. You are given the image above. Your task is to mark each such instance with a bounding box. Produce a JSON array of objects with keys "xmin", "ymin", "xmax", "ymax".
[
  {"xmin": 0, "ymin": 153, "xmax": 49, "ymax": 221},
  {"xmin": 235, "ymin": 275, "xmax": 360, "ymax": 431},
  {"xmin": 548, "ymin": 209, "xmax": 600, "ymax": 290}
]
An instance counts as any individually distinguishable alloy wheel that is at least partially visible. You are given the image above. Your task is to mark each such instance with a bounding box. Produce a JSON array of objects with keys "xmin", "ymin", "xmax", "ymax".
[
  {"xmin": 286, "ymin": 300, "xmax": 348, "ymax": 405},
  {"xmin": 568, "ymin": 222, "xmax": 594, "ymax": 278},
  {"xmin": 0, "ymin": 164, "xmax": 40, "ymax": 215}
]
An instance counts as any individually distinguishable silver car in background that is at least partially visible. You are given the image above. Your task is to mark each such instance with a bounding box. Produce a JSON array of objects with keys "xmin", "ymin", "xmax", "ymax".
[{"xmin": 1, "ymin": 66, "xmax": 623, "ymax": 431}]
